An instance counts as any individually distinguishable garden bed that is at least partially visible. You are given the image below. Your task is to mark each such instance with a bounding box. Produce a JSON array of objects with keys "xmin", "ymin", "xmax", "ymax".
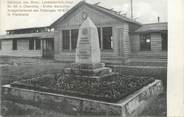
[{"xmin": 10, "ymin": 74, "xmax": 155, "ymax": 103}]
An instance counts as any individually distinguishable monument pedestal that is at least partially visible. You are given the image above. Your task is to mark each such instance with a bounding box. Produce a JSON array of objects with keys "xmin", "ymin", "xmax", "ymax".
[{"xmin": 64, "ymin": 63, "xmax": 118, "ymax": 80}]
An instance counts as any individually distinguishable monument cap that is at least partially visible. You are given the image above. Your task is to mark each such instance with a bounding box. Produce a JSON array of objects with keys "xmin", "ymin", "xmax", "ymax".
[{"xmin": 80, "ymin": 17, "xmax": 97, "ymax": 28}]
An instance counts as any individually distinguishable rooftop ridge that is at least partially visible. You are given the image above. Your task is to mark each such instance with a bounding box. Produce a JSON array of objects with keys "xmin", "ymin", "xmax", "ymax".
[
  {"xmin": 94, "ymin": 4, "xmax": 127, "ymax": 18},
  {"xmin": 50, "ymin": 1, "xmax": 142, "ymax": 26},
  {"xmin": 6, "ymin": 26, "xmax": 50, "ymax": 31},
  {"xmin": 143, "ymin": 22, "xmax": 168, "ymax": 25},
  {"xmin": 88, "ymin": 2, "xmax": 140, "ymax": 24}
]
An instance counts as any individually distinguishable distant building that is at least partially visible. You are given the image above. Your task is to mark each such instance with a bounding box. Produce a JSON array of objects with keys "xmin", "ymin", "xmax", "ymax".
[
  {"xmin": 130, "ymin": 22, "xmax": 168, "ymax": 64},
  {"xmin": 0, "ymin": 1, "xmax": 167, "ymax": 64},
  {"xmin": 0, "ymin": 27, "xmax": 54, "ymax": 58}
]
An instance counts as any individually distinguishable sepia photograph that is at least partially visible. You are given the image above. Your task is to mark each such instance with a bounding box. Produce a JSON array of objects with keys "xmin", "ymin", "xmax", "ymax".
[{"xmin": 0, "ymin": 0, "xmax": 182, "ymax": 116}]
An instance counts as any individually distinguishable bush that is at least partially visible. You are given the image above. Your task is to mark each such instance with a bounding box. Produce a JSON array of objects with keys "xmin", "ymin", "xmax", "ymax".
[
  {"xmin": 11, "ymin": 74, "xmax": 155, "ymax": 103},
  {"xmin": 111, "ymin": 65, "xmax": 167, "ymax": 89}
]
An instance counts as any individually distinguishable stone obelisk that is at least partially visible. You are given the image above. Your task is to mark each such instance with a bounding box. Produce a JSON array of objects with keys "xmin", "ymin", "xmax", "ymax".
[
  {"xmin": 64, "ymin": 17, "xmax": 113, "ymax": 79},
  {"xmin": 75, "ymin": 17, "xmax": 101, "ymax": 64}
]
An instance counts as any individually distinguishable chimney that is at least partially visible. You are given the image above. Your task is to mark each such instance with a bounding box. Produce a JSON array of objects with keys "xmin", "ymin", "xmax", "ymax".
[{"xmin": 157, "ymin": 16, "xmax": 160, "ymax": 23}]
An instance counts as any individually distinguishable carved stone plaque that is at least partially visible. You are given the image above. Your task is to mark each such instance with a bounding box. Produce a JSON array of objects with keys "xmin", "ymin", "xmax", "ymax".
[{"xmin": 75, "ymin": 17, "xmax": 101, "ymax": 64}]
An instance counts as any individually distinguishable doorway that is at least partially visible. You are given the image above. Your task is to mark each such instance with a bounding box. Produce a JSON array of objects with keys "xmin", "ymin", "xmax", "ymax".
[{"xmin": 42, "ymin": 38, "xmax": 54, "ymax": 58}]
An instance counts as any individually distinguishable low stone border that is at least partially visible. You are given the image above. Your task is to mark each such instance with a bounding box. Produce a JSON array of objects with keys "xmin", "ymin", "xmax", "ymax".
[{"xmin": 2, "ymin": 80, "xmax": 163, "ymax": 116}]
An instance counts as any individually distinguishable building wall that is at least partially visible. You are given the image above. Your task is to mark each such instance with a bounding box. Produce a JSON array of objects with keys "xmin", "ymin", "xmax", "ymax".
[
  {"xmin": 53, "ymin": 4, "xmax": 136, "ymax": 63},
  {"xmin": 17, "ymin": 39, "xmax": 29, "ymax": 50},
  {"xmin": 0, "ymin": 39, "xmax": 42, "ymax": 57},
  {"xmin": 54, "ymin": 5, "xmax": 123, "ymax": 29},
  {"xmin": 1, "ymin": 40, "xmax": 12, "ymax": 50},
  {"xmin": 0, "ymin": 50, "xmax": 42, "ymax": 57},
  {"xmin": 151, "ymin": 33, "xmax": 162, "ymax": 51},
  {"xmin": 130, "ymin": 34, "xmax": 140, "ymax": 52},
  {"xmin": 130, "ymin": 33, "xmax": 167, "ymax": 58}
]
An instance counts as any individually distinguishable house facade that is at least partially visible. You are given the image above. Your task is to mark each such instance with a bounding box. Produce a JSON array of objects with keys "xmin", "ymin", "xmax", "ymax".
[
  {"xmin": 0, "ymin": 27, "xmax": 54, "ymax": 58},
  {"xmin": 0, "ymin": 1, "xmax": 167, "ymax": 64},
  {"xmin": 130, "ymin": 23, "xmax": 167, "ymax": 63}
]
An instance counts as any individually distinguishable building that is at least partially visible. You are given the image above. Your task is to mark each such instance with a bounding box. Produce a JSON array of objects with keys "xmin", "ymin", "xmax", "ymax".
[
  {"xmin": 0, "ymin": 27, "xmax": 54, "ymax": 58},
  {"xmin": 129, "ymin": 22, "xmax": 167, "ymax": 65},
  {"xmin": 0, "ymin": 1, "xmax": 167, "ymax": 64}
]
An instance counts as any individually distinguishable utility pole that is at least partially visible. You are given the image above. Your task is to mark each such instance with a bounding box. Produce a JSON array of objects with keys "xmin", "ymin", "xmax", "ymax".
[
  {"xmin": 131, "ymin": 0, "xmax": 133, "ymax": 19},
  {"xmin": 158, "ymin": 16, "xmax": 160, "ymax": 23}
]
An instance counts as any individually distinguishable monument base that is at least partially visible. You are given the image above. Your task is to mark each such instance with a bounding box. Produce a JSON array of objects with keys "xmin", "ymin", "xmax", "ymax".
[
  {"xmin": 2, "ymin": 61, "xmax": 162, "ymax": 116},
  {"xmin": 2, "ymin": 80, "xmax": 163, "ymax": 116},
  {"xmin": 9, "ymin": 70, "xmax": 156, "ymax": 103},
  {"xmin": 64, "ymin": 63, "xmax": 116, "ymax": 79}
]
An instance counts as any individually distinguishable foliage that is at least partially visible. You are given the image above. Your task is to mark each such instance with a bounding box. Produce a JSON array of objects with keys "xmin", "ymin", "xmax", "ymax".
[{"xmin": 11, "ymin": 74, "xmax": 155, "ymax": 103}]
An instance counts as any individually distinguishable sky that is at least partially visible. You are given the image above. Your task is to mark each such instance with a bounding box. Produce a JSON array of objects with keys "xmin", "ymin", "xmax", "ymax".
[{"xmin": 0, "ymin": 0, "xmax": 167, "ymax": 34}]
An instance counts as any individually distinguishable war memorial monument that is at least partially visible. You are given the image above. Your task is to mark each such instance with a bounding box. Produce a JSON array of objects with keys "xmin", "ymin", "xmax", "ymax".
[{"xmin": 2, "ymin": 17, "xmax": 163, "ymax": 116}]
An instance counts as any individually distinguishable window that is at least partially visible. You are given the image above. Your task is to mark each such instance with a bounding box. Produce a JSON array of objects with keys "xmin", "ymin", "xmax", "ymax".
[
  {"xmin": 140, "ymin": 33, "xmax": 151, "ymax": 51},
  {"xmin": 97, "ymin": 27, "xmax": 101, "ymax": 48},
  {"xmin": 51, "ymin": 28, "xmax": 55, "ymax": 32},
  {"xmin": 36, "ymin": 39, "xmax": 41, "ymax": 50},
  {"xmin": 71, "ymin": 29, "xmax": 78, "ymax": 50},
  {"xmin": 161, "ymin": 33, "xmax": 167, "ymax": 51},
  {"xmin": 62, "ymin": 27, "xmax": 113, "ymax": 51},
  {"xmin": 62, "ymin": 30, "xmax": 70, "ymax": 50},
  {"xmin": 29, "ymin": 39, "xmax": 34, "ymax": 50},
  {"xmin": 102, "ymin": 27, "xmax": 113, "ymax": 49},
  {"xmin": 12, "ymin": 39, "xmax": 17, "ymax": 50}
]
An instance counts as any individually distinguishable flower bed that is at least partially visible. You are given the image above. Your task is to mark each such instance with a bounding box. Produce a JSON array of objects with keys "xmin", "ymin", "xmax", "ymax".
[{"xmin": 11, "ymin": 74, "xmax": 155, "ymax": 103}]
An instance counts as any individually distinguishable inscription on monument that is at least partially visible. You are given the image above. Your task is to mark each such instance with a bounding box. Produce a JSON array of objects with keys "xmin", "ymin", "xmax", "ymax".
[
  {"xmin": 79, "ymin": 38, "xmax": 90, "ymax": 44},
  {"xmin": 75, "ymin": 17, "xmax": 101, "ymax": 64},
  {"xmin": 78, "ymin": 49, "xmax": 90, "ymax": 59},
  {"xmin": 77, "ymin": 28, "xmax": 91, "ymax": 60}
]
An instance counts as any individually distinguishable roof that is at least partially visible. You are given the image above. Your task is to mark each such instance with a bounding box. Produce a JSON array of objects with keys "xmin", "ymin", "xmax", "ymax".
[
  {"xmin": 135, "ymin": 22, "xmax": 167, "ymax": 33},
  {"xmin": 6, "ymin": 26, "xmax": 50, "ymax": 31},
  {"xmin": 3, "ymin": 1, "xmax": 141, "ymax": 32},
  {"xmin": 50, "ymin": 1, "xmax": 141, "ymax": 26},
  {"xmin": 0, "ymin": 32, "xmax": 54, "ymax": 40}
]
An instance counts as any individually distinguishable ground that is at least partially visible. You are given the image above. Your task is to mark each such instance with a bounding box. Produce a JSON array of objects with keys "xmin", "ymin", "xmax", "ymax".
[
  {"xmin": 0, "ymin": 57, "xmax": 167, "ymax": 117},
  {"xmin": 1, "ymin": 93, "xmax": 166, "ymax": 117}
]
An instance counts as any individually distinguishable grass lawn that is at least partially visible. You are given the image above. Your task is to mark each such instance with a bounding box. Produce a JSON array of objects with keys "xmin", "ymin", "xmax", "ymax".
[
  {"xmin": 0, "ymin": 60, "xmax": 166, "ymax": 117},
  {"xmin": 1, "ymin": 100, "xmax": 71, "ymax": 117},
  {"xmin": 1, "ymin": 63, "xmax": 69, "ymax": 85},
  {"xmin": 140, "ymin": 92, "xmax": 167, "ymax": 117},
  {"xmin": 1, "ymin": 93, "xmax": 166, "ymax": 117}
]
